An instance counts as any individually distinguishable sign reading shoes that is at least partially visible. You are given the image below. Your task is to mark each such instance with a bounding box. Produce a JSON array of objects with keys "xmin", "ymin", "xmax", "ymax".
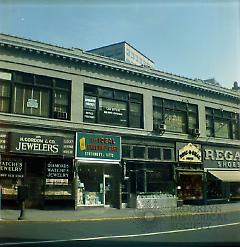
[
  {"xmin": 9, "ymin": 133, "xmax": 63, "ymax": 155},
  {"xmin": 178, "ymin": 143, "xmax": 202, "ymax": 163},
  {"xmin": 75, "ymin": 132, "xmax": 121, "ymax": 161}
]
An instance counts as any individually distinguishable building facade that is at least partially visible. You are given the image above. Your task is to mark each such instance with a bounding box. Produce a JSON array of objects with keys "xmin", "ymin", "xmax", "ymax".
[
  {"xmin": 0, "ymin": 34, "xmax": 239, "ymax": 209},
  {"xmin": 87, "ymin": 41, "xmax": 155, "ymax": 68}
]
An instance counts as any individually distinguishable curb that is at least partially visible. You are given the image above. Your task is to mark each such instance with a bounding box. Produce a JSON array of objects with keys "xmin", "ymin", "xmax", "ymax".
[{"xmin": 1, "ymin": 208, "xmax": 240, "ymax": 224}]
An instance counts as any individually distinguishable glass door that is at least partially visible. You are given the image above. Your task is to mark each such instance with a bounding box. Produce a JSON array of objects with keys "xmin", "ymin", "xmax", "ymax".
[{"xmin": 104, "ymin": 174, "xmax": 113, "ymax": 207}]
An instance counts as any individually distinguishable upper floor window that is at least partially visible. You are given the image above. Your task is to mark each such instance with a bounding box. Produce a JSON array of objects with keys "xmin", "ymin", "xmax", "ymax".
[
  {"xmin": 206, "ymin": 107, "xmax": 239, "ymax": 139},
  {"xmin": 84, "ymin": 84, "xmax": 143, "ymax": 128},
  {"xmin": 153, "ymin": 97, "xmax": 199, "ymax": 134},
  {"xmin": 0, "ymin": 70, "xmax": 71, "ymax": 120}
]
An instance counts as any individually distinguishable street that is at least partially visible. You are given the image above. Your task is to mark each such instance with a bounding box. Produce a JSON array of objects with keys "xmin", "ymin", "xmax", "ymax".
[{"xmin": 0, "ymin": 211, "xmax": 239, "ymax": 246}]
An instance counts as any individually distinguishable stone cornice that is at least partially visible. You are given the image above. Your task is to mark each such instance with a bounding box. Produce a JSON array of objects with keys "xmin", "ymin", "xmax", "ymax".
[{"xmin": 0, "ymin": 33, "xmax": 239, "ymax": 101}]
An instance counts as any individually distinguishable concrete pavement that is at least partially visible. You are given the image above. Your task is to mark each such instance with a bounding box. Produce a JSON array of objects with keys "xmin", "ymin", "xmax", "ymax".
[{"xmin": 0, "ymin": 202, "xmax": 240, "ymax": 223}]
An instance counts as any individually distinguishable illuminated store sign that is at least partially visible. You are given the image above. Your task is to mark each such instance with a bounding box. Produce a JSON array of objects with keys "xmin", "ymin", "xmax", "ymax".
[
  {"xmin": 178, "ymin": 143, "xmax": 202, "ymax": 163},
  {"xmin": 75, "ymin": 132, "xmax": 121, "ymax": 161}
]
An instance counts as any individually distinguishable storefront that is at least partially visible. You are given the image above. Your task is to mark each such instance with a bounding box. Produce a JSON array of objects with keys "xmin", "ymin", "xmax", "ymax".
[
  {"xmin": 175, "ymin": 143, "xmax": 204, "ymax": 204},
  {"xmin": 75, "ymin": 132, "xmax": 121, "ymax": 208},
  {"xmin": 203, "ymin": 146, "xmax": 240, "ymax": 203},
  {"xmin": 0, "ymin": 132, "xmax": 75, "ymax": 209},
  {"xmin": 121, "ymin": 142, "xmax": 176, "ymax": 208}
]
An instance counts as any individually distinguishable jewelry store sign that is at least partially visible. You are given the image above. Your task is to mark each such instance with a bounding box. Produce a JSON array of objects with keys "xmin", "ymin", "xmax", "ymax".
[
  {"xmin": 0, "ymin": 156, "xmax": 24, "ymax": 178},
  {"xmin": 0, "ymin": 132, "xmax": 7, "ymax": 152},
  {"xmin": 75, "ymin": 132, "xmax": 121, "ymax": 161},
  {"xmin": 9, "ymin": 133, "xmax": 63, "ymax": 155},
  {"xmin": 46, "ymin": 161, "xmax": 71, "ymax": 185}
]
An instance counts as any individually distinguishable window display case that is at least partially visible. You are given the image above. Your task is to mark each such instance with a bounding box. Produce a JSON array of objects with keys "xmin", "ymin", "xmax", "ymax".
[
  {"xmin": 44, "ymin": 179, "xmax": 72, "ymax": 199},
  {"xmin": 0, "ymin": 178, "xmax": 21, "ymax": 199}
]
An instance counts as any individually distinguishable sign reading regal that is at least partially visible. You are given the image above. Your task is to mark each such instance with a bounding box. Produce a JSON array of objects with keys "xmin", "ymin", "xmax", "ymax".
[
  {"xmin": 178, "ymin": 143, "xmax": 202, "ymax": 163},
  {"xmin": 75, "ymin": 132, "xmax": 121, "ymax": 162}
]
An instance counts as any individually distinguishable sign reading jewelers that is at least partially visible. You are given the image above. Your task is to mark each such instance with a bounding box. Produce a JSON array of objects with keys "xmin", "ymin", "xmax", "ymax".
[
  {"xmin": 203, "ymin": 146, "xmax": 240, "ymax": 169},
  {"xmin": 9, "ymin": 133, "xmax": 63, "ymax": 155},
  {"xmin": 75, "ymin": 132, "xmax": 121, "ymax": 161}
]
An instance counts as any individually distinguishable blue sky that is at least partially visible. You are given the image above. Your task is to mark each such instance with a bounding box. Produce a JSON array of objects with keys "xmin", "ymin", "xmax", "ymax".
[{"xmin": 0, "ymin": 0, "xmax": 239, "ymax": 89}]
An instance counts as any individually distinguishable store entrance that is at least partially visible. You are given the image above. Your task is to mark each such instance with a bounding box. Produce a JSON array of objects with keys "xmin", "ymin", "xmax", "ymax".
[
  {"xmin": 104, "ymin": 174, "xmax": 113, "ymax": 207},
  {"xmin": 25, "ymin": 158, "xmax": 45, "ymax": 209},
  {"xmin": 177, "ymin": 172, "xmax": 203, "ymax": 204}
]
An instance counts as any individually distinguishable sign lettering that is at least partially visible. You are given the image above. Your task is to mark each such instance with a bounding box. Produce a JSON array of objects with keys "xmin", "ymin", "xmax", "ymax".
[
  {"xmin": 9, "ymin": 133, "xmax": 63, "ymax": 155},
  {"xmin": 0, "ymin": 156, "xmax": 24, "ymax": 178},
  {"xmin": 204, "ymin": 146, "xmax": 240, "ymax": 169},
  {"xmin": 76, "ymin": 132, "xmax": 121, "ymax": 161}
]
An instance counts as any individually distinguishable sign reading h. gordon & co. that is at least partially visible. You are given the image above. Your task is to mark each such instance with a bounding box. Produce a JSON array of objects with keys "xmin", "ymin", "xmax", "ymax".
[
  {"xmin": 9, "ymin": 133, "xmax": 63, "ymax": 155},
  {"xmin": 75, "ymin": 132, "xmax": 121, "ymax": 161}
]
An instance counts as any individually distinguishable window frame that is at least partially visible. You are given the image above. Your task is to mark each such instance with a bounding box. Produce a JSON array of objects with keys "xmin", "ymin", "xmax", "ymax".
[
  {"xmin": 205, "ymin": 107, "xmax": 239, "ymax": 139},
  {"xmin": 153, "ymin": 97, "xmax": 199, "ymax": 134},
  {"xmin": 0, "ymin": 70, "xmax": 71, "ymax": 120},
  {"xmin": 84, "ymin": 84, "xmax": 143, "ymax": 128}
]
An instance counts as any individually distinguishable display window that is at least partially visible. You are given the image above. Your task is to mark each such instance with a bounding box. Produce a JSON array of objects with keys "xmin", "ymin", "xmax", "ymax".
[
  {"xmin": 230, "ymin": 183, "xmax": 240, "ymax": 199},
  {"xmin": 146, "ymin": 170, "xmax": 174, "ymax": 194},
  {"xmin": 178, "ymin": 173, "xmax": 203, "ymax": 200},
  {"xmin": 1, "ymin": 178, "xmax": 22, "ymax": 198},
  {"xmin": 206, "ymin": 174, "xmax": 223, "ymax": 199},
  {"xmin": 77, "ymin": 166, "xmax": 104, "ymax": 206}
]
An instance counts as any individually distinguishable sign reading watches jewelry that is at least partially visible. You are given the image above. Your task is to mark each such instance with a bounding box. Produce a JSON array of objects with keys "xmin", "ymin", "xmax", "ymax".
[{"xmin": 9, "ymin": 133, "xmax": 63, "ymax": 155}]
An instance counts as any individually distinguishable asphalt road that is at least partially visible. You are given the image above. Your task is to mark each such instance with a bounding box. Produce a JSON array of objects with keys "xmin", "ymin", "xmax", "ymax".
[{"xmin": 0, "ymin": 211, "xmax": 239, "ymax": 247}]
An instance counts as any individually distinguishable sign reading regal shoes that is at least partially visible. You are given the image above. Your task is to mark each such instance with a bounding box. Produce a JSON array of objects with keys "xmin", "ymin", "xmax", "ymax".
[
  {"xmin": 203, "ymin": 146, "xmax": 240, "ymax": 169},
  {"xmin": 75, "ymin": 132, "xmax": 121, "ymax": 162},
  {"xmin": 9, "ymin": 133, "xmax": 63, "ymax": 155}
]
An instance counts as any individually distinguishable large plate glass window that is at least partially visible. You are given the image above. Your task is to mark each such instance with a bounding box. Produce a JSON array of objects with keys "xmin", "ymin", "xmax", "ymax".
[
  {"xmin": 153, "ymin": 97, "xmax": 198, "ymax": 134},
  {"xmin": 206, "ymin": 107, "xmax": 239, "ymax": 139},
  {"xmin": 0, "ymin": 70, "xmax": 71, "ymax": 120},
  {"xmin": 84, "ymin": 84, "xmax": 143, "ymax": 128}
]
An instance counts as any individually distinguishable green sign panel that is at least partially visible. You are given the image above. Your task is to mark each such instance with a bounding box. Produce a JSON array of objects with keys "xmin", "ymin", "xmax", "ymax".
[{"xmin": 75, "ymin": 132, "xmax": 121, "ymax": 161}]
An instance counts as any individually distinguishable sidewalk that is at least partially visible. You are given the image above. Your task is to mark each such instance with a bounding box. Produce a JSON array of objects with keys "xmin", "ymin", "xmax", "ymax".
[{"xmin": 0, "ymin": 202, "xmax": 240, "ymax": 222}]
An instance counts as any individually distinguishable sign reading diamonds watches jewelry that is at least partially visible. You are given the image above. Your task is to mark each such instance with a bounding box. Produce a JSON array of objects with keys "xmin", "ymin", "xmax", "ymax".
[
  {"xmin": 75, "ymin": 132, "xmax": 121, "ymax": 161},
  {"xmin": 9, "ymin": 133, "xmax": 63, "ymax": 155}
]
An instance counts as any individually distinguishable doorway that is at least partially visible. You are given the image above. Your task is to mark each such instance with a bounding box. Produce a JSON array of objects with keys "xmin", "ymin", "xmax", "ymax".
[
  {"xmin": 104, "ymin": 174, "xmax": 113, "ymax": 207},
  {"xmin": 25, "ymin": 158, "xmax": 45, "ymax": 208}
]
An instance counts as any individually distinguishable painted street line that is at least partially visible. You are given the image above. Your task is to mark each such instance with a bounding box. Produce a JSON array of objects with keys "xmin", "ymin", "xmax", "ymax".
[{"xmin": 0, "ymin": 221, "xmax": 239, "ymax": 245}]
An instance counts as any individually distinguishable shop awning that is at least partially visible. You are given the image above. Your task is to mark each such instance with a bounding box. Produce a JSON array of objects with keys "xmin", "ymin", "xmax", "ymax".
[{"xmin": 208, "ymin": 170, "xmax": 240, "ymax": 182}]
